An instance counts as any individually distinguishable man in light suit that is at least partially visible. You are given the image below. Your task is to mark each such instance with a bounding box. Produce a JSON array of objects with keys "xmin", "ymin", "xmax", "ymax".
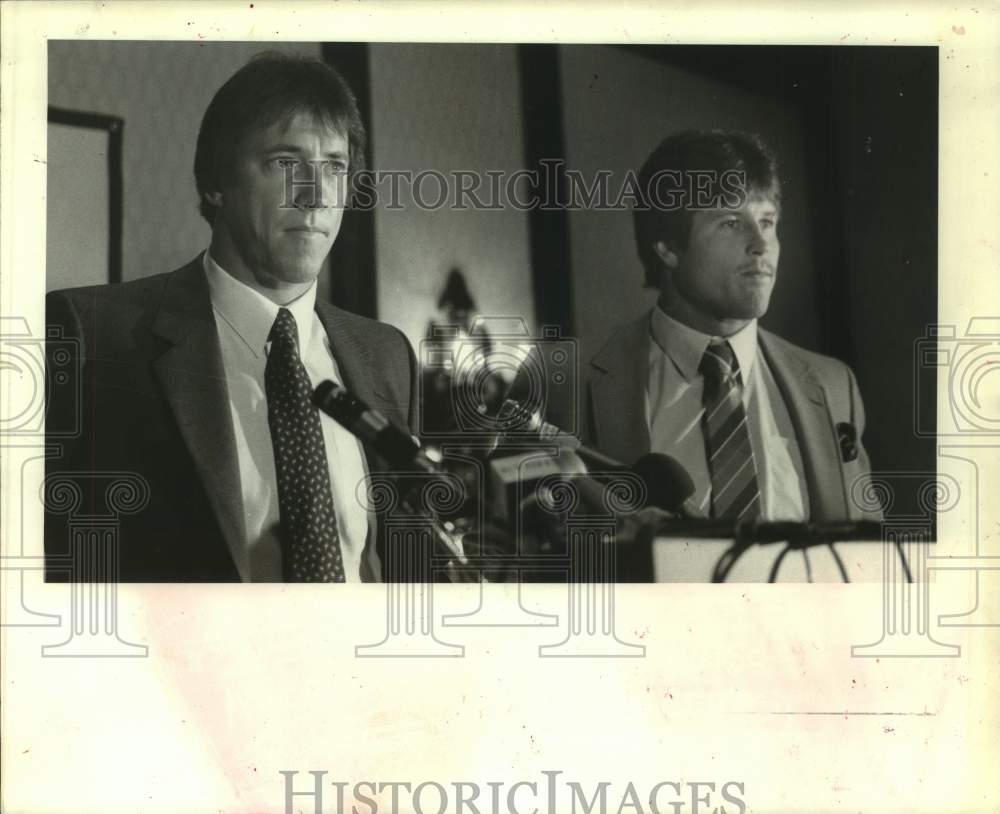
[
  {"xmin": 45, "ymin": 54, "xmax": 419, "ymax": 582},
  {"xmin": 519, "ymin": 130, "xmax": 877, "ymax": 523}
]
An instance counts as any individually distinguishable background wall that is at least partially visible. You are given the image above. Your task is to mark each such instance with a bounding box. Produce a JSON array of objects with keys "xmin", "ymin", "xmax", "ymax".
[
  {"xmin": 369, "ymin": 43, "xmax": 535, "ymax": 351},
  {"xmin": 826, "ymin": 47, "xmax": 938, "ymax": 495},
  {"xmin": 46, "ymin": 119, "xmax": 111, "ymax": 291}
]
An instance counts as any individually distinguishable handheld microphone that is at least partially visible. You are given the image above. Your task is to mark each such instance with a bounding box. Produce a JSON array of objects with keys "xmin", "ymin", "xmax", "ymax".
[
  {"xmin": 494, "ymin": 399, "xmax": 703, "ymax": 515},
  {"xmin": 311, "ymin": 380, "xmax": 466, "ymax": 566},
  {"xmin": 629, "ymin": 453, "xmax": 703, "ymax": 518},
  {"xmin": 492, "ymin": 399, "xmax": 624, "ymax": 471},
  {"xmin": 312, "ymin": 380, "xmax": 437, "ymax": 474}
]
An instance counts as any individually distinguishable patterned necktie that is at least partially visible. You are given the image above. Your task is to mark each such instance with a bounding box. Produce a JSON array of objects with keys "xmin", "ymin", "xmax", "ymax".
[
  {"xmin": 265, "ymin": 308, "xmax": 345, "ymax": 582},
  {"xmin": 699, "ymin": 339, "xmax": 761, "ymax": 520}
]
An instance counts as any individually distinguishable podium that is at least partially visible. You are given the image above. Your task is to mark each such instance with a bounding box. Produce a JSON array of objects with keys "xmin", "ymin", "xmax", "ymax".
[{"xmin": 650, "ymin": 534, "xmax": 890, "ymax": 582}]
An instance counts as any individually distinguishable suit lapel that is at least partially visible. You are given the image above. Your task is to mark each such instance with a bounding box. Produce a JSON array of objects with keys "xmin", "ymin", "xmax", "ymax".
[
  {"xmin": 314, "ymin": 302, "xmax": 379, "ymax": 408},
  {"xmin": 314, "ymin": 302, "xmax": 398, "ymax": 477},
  {"xmin": 758, "ymin": 329, "xmax": 848, "ymax": 520},
  {"xmin": 150, "ymin": 258, "xmax": 249, "ymax": 580},
  {"xmin": 588, "ymin": 315, "xmax": 651, "ymax": 465}
]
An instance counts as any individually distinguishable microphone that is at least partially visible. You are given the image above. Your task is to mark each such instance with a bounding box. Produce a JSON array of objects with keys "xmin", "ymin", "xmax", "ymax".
[
  {"xmin": 493, "ymin": 399, "xmax": 703, "ymax": 516},
  {"xmin": 312, "ymin": 380, "xmax": 437, "ymax": 474},
  {"xmin": 559, "ymin": 453, "xmax": 703, "ymax": 522},
  {"xmin": 629, "ymin": 453, "xmax": 703, "ymax": 518},
  {"xmin": 492, "ymin": 399, "xmax": 624, "ymax": 471},
  {"xmin": 311, "ymin": 380, "xmax": 466, "ymax": 566}
]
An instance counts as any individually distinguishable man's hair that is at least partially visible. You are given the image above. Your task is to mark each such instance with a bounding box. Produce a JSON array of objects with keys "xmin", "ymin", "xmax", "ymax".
[
  {"xmin": 194, "ymin": 52, "xmax": 366, "ymax": 226},
  {"xmin": 633, "ymin": 129, "xmax": 781, "ymax": 288}
]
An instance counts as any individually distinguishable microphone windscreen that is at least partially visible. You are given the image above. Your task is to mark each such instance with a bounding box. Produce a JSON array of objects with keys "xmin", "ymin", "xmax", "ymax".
[
  {"xmin": 631, "ymin": 453, "xmax": 696, "ymax": 512},
  {"xmin": 495, "ymin": 399, "xmax": 539, "ymax": 433},
  {"xmin": 312, "ymin": 380, "xmax": 362, "ymax": 424}
]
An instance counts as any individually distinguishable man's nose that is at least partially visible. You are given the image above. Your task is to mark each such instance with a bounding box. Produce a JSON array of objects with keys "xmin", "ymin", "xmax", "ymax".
[
  {"xmin": 746, "ymin": 225, "xmax": 767, "ymax": 254},
  {"xmin": 292, "ymin": 161, "xmax": 328, "ymax": 209},
  {"xmin": 293, "ymin": 182, "xmax": 324, "ymax": 209}
]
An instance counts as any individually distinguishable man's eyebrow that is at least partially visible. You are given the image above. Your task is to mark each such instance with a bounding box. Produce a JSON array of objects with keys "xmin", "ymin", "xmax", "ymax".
[
  {"xmin": 702, "ymin": 206, "xmax": 779, "ymax": 220},
  {"xmin": 263, "ymin": 145, "xmax": 349, "ymax": 159}
]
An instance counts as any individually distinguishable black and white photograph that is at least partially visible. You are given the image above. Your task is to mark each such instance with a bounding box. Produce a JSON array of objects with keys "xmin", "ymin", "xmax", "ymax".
[
  {"xmin": 2, "ymin": 3, "xmax": 998, "ymax": 813},
  {"xmin": 42, "ymin": 40, "xmax": 937, "ymax": 583}
]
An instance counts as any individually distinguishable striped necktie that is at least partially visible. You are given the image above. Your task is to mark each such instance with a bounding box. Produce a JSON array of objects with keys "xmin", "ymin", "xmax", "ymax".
[
  {"xmin": 265, "ymin": 308, "xmax": 346, "ymax": 582},
  {"xmin": 699, "ymin": 339, "xmax": 761, "ymax": 521}
]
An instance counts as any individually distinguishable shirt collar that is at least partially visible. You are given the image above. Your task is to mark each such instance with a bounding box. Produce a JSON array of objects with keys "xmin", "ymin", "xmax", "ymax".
[
  {"xmin": 204, "ymin": 250, "xmax": 318, "ymax": 358},
  {"xmin": 649, "ymin": 304, "xmax": 758, "ymax": 384}
]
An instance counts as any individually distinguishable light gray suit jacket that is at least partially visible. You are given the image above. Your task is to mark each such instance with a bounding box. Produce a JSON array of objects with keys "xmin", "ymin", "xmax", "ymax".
[{"xmin": 517, "ymin": 311, "xmax": 878, "ymax": 522}]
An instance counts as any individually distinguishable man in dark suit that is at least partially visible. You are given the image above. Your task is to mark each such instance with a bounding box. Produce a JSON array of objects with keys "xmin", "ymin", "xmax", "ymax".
[
  {"xmin": 45, "ymin": 53, "xmax": 419, "ymax": 582},
  {"xmin": 514, "ymin": 130, "xmax": 879, "ymax": 523}
]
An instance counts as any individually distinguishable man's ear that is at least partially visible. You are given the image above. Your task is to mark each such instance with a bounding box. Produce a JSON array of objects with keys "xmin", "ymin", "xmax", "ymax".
[
  {"xmin": 653, "ymin": 240, "xmax": 679, "ymax": 269},
  {"xmin": 203, "ymin": 190, "xmax": 223, "ymax": 208}
]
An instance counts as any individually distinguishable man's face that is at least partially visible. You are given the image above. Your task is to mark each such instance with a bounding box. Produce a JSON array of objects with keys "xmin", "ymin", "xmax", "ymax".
[
  {"xmin": 657, "ymin": 195, "xmax": 780, "ymax": 335},
  {"xmin": 210, "ymin": 111, "xmax": 349, "ymax": 295}
]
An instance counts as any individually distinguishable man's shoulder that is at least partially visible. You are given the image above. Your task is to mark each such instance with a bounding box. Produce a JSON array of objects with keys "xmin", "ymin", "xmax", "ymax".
[
  {"xmin": 589, "ymin": 310, "xmax": 651, "ymax": 371},
  {"xmin": 46, "ymin": 257, "xmax": 202, "ymax": 313},
  {"xmin": 317, "ymin": 301, "xmax": 406, "ymax": 339},
  {"xmin": 758, "ymin": 327, "xmax": 855, "ymax": 382},
  {"xmin": 315, "ymin": 300, "xmax": 413, "ymax": 358}
]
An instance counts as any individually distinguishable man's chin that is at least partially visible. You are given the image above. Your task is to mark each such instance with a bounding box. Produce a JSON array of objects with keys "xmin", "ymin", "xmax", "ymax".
[
  {"xmin": 272, "ymin": 262, "xmax": 324, "ymax": 286},
  {"xmin": 735, "ymin": 290, "xmax": 773, "ymax": 320}
]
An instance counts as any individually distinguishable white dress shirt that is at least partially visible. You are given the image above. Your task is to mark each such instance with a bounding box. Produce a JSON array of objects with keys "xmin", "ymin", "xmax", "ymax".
[
  {"xmin": 646, "ymin": 307, "xmax": 809, "ymax": 520},
  {"xmin": 204, "ymin": 252, "xmax": 379, "ymax": 581}
]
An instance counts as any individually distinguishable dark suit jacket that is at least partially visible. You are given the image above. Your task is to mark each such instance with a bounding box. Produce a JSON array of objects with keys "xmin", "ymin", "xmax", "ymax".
[
  {"xmin": 45, "ymin": 256, "xmax": 420, "ymax": 581},
  {"xmin": 512, "ymin": 311, "xmax": 880, "ymax": 522}
]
